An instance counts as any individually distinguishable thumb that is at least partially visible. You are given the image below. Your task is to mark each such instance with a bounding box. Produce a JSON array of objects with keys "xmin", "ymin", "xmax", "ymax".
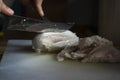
[
  {"xmin": 0, "ymin": 0, "xmax": 14, "ymax": 16},
  {"xmin": 35, "ymin": 0, "xmax": 44, "ymax": 16}
]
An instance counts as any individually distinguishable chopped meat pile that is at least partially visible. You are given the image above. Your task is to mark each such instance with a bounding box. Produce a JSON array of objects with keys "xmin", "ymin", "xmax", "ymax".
[{"xmin": 32, "ymin": 30, "xmax": 120, "ymax": 63}]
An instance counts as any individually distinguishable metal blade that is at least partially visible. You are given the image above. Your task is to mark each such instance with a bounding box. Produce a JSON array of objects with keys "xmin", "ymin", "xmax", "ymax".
[{"xmin": 7, "ymin": 15, "xmax": 74, "ymax": 33}]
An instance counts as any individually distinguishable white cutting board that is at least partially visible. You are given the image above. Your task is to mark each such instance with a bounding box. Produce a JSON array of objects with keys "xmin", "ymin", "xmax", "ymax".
[{"xmin": 0, "ymin": 40, "xmax": 120, "ymax": 80}]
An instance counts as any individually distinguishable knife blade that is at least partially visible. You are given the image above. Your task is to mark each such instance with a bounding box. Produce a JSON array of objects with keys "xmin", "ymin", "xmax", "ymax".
[{"xmin": 6, "ymin": 15, "xmax": 74, "ymax": 33}]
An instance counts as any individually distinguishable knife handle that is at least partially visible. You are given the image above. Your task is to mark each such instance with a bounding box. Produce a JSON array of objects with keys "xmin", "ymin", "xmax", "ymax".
[
  {"xmin": 0, "ymin": 13, "xmax": 10, "ymax": 31},
  {"xmin": 40, "ymin": 16, "xmax": 49, "ymax": 21}
]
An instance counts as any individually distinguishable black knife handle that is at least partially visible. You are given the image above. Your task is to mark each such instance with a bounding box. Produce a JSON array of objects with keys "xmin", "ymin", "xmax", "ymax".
[{"xmin": 0, "ymin": 13, "xmax": 10, "ymax": 31}]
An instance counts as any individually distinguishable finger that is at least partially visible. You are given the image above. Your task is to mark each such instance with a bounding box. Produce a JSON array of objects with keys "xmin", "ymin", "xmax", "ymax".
[
  {"xmin": 36, "ymin": 4, "xmax": 44, "ymax": 16},
  {"xmin": 0, "ymin": 0, "xmax": 14, "ymax": 16},
  {"xmin": 35, "ymin": 0, "xmax": 44, "ymax": 16}
]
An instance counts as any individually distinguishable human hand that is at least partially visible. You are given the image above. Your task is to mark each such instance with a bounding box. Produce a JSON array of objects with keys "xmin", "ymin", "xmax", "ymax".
[
  {"xmin": 0, "ymin": 0, "xmax": 44, "ymax": 16},
  {"xmin": 0, "ymin": 0, "xmax": 14, "ymax": 16}
]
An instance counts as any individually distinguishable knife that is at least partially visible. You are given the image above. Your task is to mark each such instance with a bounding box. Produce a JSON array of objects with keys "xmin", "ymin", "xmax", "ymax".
[{"xmin": 0, "ymin": 14, "xmax": 74, "ymax": 33}]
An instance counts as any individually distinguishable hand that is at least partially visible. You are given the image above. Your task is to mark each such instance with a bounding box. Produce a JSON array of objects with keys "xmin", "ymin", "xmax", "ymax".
[
  {"xmin": 0, "ymin": 0, "xmax": 44, "ymax": 16},
  {"xmin": 0, "ymin": 0, "xmax": 14, "ymax": 16}
]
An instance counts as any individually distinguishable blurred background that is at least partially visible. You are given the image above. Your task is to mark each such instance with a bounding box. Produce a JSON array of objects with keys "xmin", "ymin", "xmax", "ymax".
[{"xmin": 0, "ymin": 0, "xmax": 120, "ymax": 47}]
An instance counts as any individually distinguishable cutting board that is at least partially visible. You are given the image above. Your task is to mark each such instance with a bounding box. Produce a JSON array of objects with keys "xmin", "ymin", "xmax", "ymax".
[{"xmin": 0, "ymin": 40, "xmax": 120, "ymax": 80}]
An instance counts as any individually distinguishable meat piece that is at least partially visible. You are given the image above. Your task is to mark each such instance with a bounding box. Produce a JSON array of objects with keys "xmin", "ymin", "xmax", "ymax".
[
  {"xmin": 57, "ymin": 35, "xmax": 120, "ymax": 63},
  {"xmin": 32, "ymin": 30, "xmax": 79, "ymax": 53},
  {"xmin": 32, "ymin": 30, "xmax": 120, "ymax": 63},
  {"xmin": 81, "ymin": 44, "xmax": 120, "ymax": 63},
  {"xmin": 78, "ymin": 36, "xmax": 120, "ymax": 62}
]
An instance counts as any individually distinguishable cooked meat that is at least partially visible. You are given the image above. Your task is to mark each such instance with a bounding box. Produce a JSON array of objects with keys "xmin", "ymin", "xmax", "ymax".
[
  {"xmin": 32, "ymin": 30, "xmax": 79, "ymax": 53},
  {"xmin": 57, "ymin": 35, "xmax": 120, "ymax": 62},
  {"xmin": 32, "ymin": 30, "xmax": 120, "ymax": 63}
]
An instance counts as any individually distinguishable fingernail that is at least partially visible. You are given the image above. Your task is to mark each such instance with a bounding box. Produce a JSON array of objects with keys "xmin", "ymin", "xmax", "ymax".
[{"xmin": 7, "ymin": 8, "xmax": 14, "ymax": 15}]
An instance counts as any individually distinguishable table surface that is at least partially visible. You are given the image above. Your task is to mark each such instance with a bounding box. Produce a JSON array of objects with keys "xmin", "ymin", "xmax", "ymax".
[{"xmin": 0, "ymin": 40, "xmax": 120, "ymax": 80}]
